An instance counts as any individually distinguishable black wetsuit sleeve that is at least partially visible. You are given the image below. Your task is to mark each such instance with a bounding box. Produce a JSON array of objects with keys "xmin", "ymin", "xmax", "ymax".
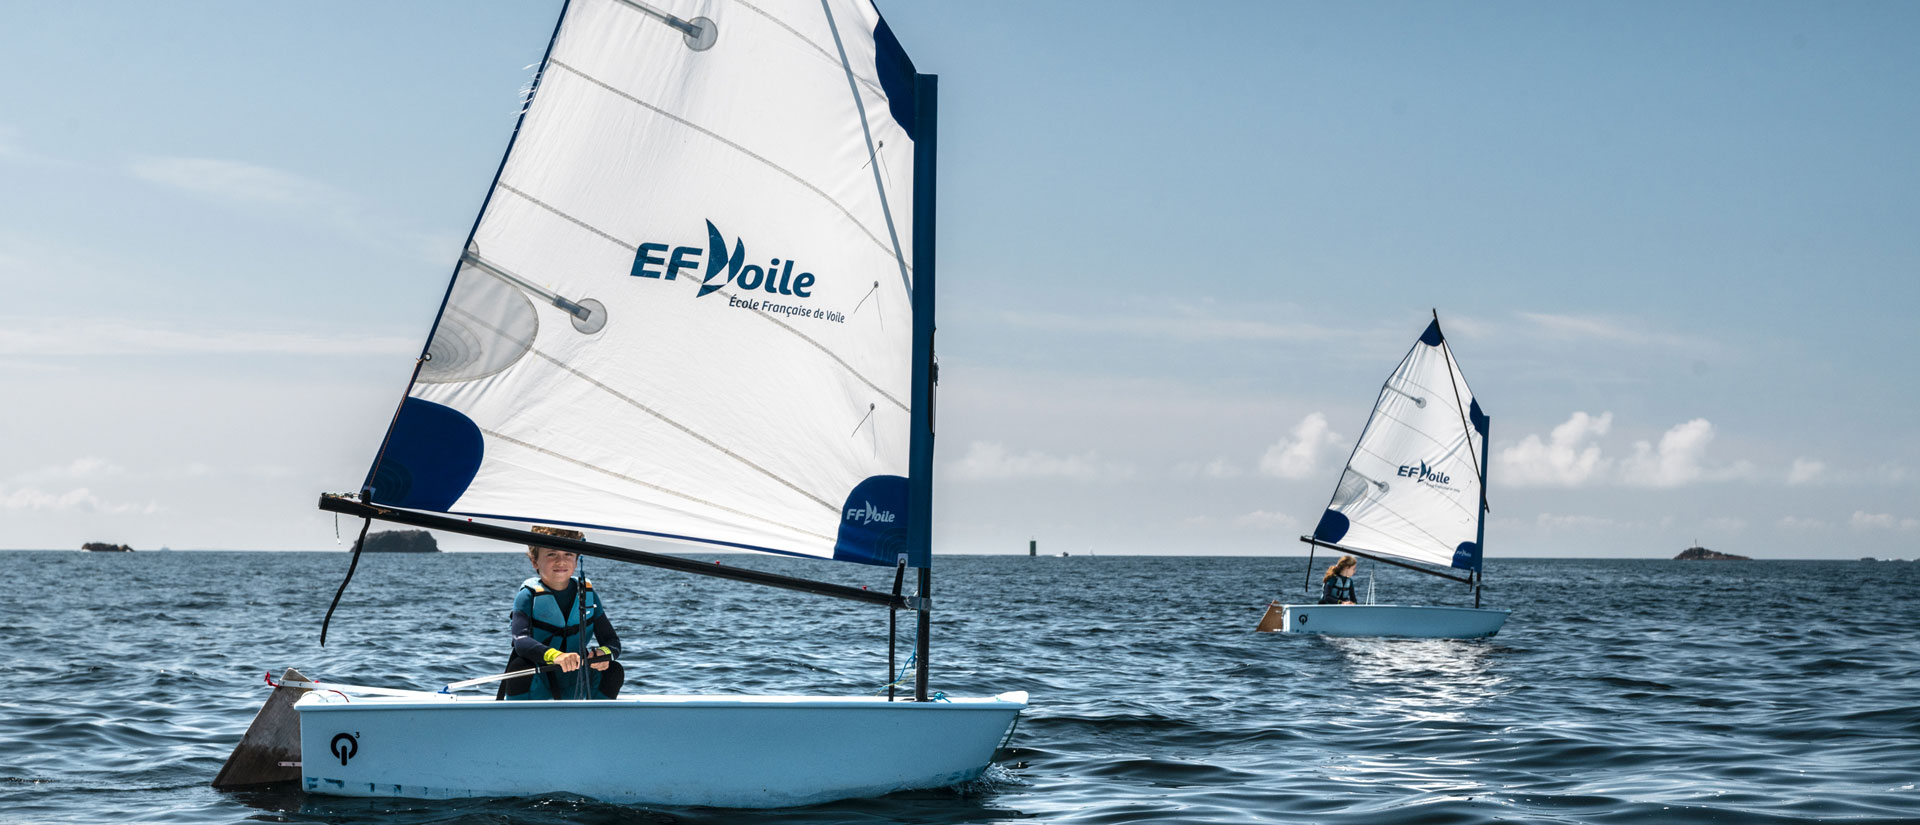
[
  {"xmin": 510, "ymin": 610, "xmax": 550, "ymax": 662},
  {"xmin": 593, "ymin": 608, "xmax": 622, "ymax": 658}
]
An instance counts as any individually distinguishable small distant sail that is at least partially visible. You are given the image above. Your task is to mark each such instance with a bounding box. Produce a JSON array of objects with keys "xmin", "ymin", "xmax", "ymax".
[
  {"xmin": 362, "ymin": 0, "xmax": 925, "ymax": 567},
  {"xmin": 1311, "ymin": 319, "xmax": 1489, "ymax": 572}
]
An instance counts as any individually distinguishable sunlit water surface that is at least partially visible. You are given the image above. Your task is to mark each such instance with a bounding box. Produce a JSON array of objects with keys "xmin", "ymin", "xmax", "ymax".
[{"xmin": 1, "ymin": 552, "xmax": 1915, "ymax": 824}]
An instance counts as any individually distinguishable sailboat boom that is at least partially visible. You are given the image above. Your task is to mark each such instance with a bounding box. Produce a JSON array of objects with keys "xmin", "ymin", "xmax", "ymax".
[
  {"xmin": 320, "ymin": 495, "xmax": 908, "ymax": 609},
  {"xmin": 1297, "ymin": 536, "xmax": 1473, "ymax": 585}
]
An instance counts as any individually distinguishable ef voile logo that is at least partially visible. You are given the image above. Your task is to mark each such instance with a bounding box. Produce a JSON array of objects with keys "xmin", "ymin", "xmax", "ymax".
[
  {"xmin": 1397, "ymin": 461, "xmax": 1452, "ymax": 486},
  {"xmin": 631, "ymin": 220, "xmax": 818, "ymax": 299}
]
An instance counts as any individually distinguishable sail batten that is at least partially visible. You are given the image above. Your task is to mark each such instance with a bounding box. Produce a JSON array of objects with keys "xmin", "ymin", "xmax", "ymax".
[
  {"xmin": 364, "ymin": 0, "xmax": 923, "ymax": 568},
  {"xmin": 1311, "ymin": 319, "xmax": 1489, "ymax": 573}
]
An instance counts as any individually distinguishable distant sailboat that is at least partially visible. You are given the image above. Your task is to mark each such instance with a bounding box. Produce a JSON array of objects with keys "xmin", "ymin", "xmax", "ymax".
[
  {"xmin": 1256, "ymin": 313, "xmax": 1510, "ymax": 639},
  {"xmin": 220, "ymin": 0, "xmax": 1023, "ymax": 807}
]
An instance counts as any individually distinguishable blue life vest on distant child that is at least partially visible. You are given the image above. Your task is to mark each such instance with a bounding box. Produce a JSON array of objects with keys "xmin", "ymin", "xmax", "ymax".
[{"xmin": 507, "ymin": 576, "xmax": 608, "ymax": 701}]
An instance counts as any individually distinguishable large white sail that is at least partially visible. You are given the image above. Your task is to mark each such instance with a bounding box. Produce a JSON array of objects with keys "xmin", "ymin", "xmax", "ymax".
[
  {"xmin": 1310, "ymin": 319, "xmax": 1490, "ymax": 572},
  {"xmin": 362, "ymin": 0, "xmax": 923, "ymax": 566}
]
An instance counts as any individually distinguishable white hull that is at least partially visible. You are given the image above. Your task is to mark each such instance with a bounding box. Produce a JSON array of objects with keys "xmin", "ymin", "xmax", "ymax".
[
  {"xmin": 1260, "ymin": 603, "xmax": 1509, "ymax": 638},
  {"xmin": 295, "ymin": 692, "xmax": 1026, "ymax": 808}
]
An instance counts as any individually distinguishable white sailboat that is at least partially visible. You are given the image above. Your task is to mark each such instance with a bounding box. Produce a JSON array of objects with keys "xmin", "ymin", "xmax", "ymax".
[
  {"xmin": 1256, "ymin": 314, "xmax": 1510, "ymax": 639},
  {"xmin": 217, "ymin": 0, "xmax": 1024, "ymax": 807}
]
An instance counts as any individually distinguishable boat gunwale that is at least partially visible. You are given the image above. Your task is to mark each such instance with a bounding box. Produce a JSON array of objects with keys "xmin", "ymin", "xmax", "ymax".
[
  {"xmin": 295, "ymin": 692, "xmax": 1029, "ymax": 712},
  {"xmin": 1277, "ymin": 604, "xmax": 1510, "ymax": 615}
]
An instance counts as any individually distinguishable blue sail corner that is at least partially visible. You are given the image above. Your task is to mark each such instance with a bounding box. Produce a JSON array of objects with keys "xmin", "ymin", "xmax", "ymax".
[
  {"xmin": 833, "ymin": 475, "xmax": 910, "ymax": 567},
  {"xmin": 366, "ymin": 398, "xmax": 484, "ymax": 512},
  {"xmin": 1312, "ymin": 510, "xmax": 1351, "ymax": 544},
  {"xmin": 1452, "ymin": 541, "xmax": 1483, "ymax": 572}
]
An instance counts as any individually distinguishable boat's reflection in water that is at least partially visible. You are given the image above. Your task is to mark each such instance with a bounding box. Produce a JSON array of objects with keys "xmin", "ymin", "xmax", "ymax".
[
  {"xmin": 223, "ymin": 776, "xmax": 1030, "ymax": 824},
  {"xmin": 1320, "ymin": 636, "xmax": 1508, "ymax": 722},
  {"xmin": 1309, "ymin": 637, "xmax": 1512, "ymax": 799}
]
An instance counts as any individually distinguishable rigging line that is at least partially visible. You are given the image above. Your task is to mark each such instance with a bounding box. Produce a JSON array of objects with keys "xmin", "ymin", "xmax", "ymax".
[
  {"xmin": 819, "ymin": 0, "xmax": 913, "ymax": 298},
  {"xmin": 850, "ymin": 402, "xmax": 876, "ymax": 436},
  {"xmin": 487, "ymin": 183, "xmax": 908, "ymax": 413},
  {"xmin": 849, "ymin": 280, "xmax": 881, "ymax": 323},
  {"xmin": 434, "ymin": 300, "xmax": 843, "ymax": 513},
  {"xmin": 320, "ymin": 517, "xmax": 373, "ymax": 647},
  {"xmin": 483, "ymin": 426, "xmax": 836, "ymax": 543},
  {"xmin": 543, "ymin": 60, "xmax": 909, "ymax": 277},
  {"xmin": 734, "ymin": 1, "xmax": 889, "ymax": 100}
]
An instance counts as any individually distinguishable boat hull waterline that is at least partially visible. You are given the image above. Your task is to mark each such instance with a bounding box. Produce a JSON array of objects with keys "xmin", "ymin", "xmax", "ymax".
[
  {"xmin": 296, "ymin": 692, "xmax": 1027, "ymax": 808},
  {"xmin": 1258, "ymin": 603, "xmax": 1510, "ymax": 638}
]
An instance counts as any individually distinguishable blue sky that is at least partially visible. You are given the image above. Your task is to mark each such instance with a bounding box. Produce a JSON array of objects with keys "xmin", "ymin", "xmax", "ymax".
[{"xmin": 2, "ymin": 1, "xmax": 1915, "ymax": 558}]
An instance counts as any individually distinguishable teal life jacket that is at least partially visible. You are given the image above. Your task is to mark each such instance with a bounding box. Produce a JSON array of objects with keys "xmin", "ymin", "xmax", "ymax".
[
  {"xmin": 1319, "ymin": 574, "xmax": 1356, "ymax": 605},
  {"xmin": 506, "ymin": 576, "xmax": 607, "ymax": 700}
]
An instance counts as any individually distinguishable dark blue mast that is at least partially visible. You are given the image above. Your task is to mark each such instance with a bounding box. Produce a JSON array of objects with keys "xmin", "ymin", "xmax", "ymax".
[{"xmin": 908, "ymin": 72, "xmax": 938, "ymax": 702}]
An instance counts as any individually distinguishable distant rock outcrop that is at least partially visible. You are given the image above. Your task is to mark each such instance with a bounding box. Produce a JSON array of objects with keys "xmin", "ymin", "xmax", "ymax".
[
  {"xmin": 1675, "ymin": 546, "xmax": 1748, "ymax": 561},
  {"xmin": 82, "ymin": 542, "xmax": 133, "ymax": 552},
  {"xmin": 361, "ymin": 530, "xmax": 439, "ymax": 553}
]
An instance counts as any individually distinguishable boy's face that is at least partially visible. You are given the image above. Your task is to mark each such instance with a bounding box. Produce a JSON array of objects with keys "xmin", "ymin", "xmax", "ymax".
[{"xmin": 532, "ymin": 547, "xmax": 578, "ymax": 585}]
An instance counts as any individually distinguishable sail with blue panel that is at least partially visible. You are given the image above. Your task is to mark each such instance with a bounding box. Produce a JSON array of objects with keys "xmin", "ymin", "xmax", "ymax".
[{"xmin": 361, "ymin": 0, "xmax": 925, "ymax": 567}]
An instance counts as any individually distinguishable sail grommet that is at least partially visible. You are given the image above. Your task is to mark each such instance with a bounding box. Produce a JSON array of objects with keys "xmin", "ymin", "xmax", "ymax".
[
  {"xmin": 570, "ymin": 298, "xmax": 608, "ymax": 334},
  {"xmin": 683, "ymin": 17, "xmax": 718, "ymax": 51}
]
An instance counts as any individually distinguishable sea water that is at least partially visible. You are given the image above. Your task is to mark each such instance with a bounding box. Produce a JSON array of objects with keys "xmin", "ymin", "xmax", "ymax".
[{"xmin": 0, "ymin": 551, "xmax": 1914, "ymax": 824}]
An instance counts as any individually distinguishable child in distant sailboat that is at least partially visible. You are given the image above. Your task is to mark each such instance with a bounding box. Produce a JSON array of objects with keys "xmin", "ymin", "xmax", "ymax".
[
  {"xmin": 499, "ymin": 526, "xmax": 626, "ymax": 700},
  {"xmin": 1319, "ymin": 556, "xmax": 1359, "ymax": 605}
]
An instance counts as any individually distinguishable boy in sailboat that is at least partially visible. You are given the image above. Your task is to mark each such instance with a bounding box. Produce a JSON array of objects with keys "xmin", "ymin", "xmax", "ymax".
[
  {"xmin": 1319, "ymin": 556, "xmax": 1359, "ymax": 605},
  {"xmin": 499, "ymin": 525, "xmax": 625, "ymax": 700}
]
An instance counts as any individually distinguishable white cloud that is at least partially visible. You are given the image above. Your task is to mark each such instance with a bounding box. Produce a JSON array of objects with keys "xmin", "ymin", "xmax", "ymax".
[
  {"xmin": 130, "ymin": 156, "xmax": 339, "ymax": 207},
  {"xmin": 1174, "ymin": 458, "xmax": 1244, "ymax": 480},
  {"xmin": 1259, "ymin": 413, "xmax": 1343, "ymax": 480},
  {"xmin": 1535, "ymin": 513, "xmax": 1616, "ymax": 530},
  {"xmin": 1849, "ymin": 511, "xmax": 1919, "ymax": 531},
  {"xmin": 1621, "ymin": 418, "xmax": 1752, "ymax": 487},
  {"xmin": 1499, "ymin": 411, "xmax": 1613, "ymax": 487},
  {"xmin": 9, "ymin": 457, "xmax": 127, "ymax": 484},
  {"xmin": 997, "ymin": 310, "xmax": 1346, "ymax": 343},
  {"xmin": 1778, "ymin": 516, "xmax": 1826, "ymax": 530},
  {"xmin": 1702, "ymin": 517, "xmax": 1747, "ymax": 532},
  {"xmin": 1, "ymin": 485, "xmax": 159, "ymax": 514},
  {"xmin": 1233, "ymin": 510, "xmax": 1300, "ymax": 530},
  {"xmin": 1517, "ymin": 312, "xmax": 1713, "ymax": 352},
  {"xmin": 0, "ymin": 317, "xmax": 416, "ymax": 357},
  {"xmin": 948, "ymin": 441, "xmax": 1134, "ymax": 482},
  {"xmin": 1787, "ymin": 459, "xmax": 1825, "ymax": 485}
]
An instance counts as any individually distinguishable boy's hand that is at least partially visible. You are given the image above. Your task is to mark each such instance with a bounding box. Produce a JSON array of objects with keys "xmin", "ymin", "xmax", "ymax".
[{"xmin": 553, "ymin": 651, "xmax": 582, "ymax": 672}]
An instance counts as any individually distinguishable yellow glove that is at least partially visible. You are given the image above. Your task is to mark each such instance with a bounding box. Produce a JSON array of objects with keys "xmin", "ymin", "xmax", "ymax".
[{"xmin": 542, "ymin": 648, "xmax": 562, "ymax": 664}]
